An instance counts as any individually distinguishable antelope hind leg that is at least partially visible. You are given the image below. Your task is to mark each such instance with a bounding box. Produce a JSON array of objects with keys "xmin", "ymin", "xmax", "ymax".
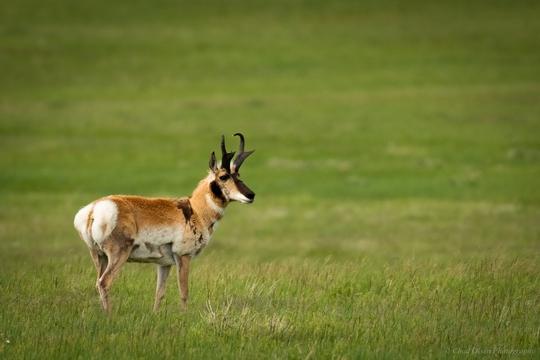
[{"xmin": 97, "ymin": 236, "xmax": 133, "ymax": 313}]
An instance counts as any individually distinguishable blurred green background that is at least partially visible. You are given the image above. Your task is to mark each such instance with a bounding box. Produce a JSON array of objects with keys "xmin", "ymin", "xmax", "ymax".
[{"xmin": 1, "ymin": 0, "xmax": 539, "ymax": 358}]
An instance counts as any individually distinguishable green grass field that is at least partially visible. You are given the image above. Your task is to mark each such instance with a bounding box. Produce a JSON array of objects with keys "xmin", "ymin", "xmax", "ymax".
[{"xmin": 1, "ymin": 0, "xmax": 539, "ymax": 358}]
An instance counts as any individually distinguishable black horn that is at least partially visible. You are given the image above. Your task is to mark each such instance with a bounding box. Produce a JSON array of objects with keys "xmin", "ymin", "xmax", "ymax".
[
  {"xmin": 232, "ymin": 132, "xmax": 255, "ymax": 173},
  {"xmin": 209, "ymin": 151, "xmax": 217, "ymax": 171},
  {"xmin": 220, "ymin": 135, "xmax": 236, "ymax": 172}
]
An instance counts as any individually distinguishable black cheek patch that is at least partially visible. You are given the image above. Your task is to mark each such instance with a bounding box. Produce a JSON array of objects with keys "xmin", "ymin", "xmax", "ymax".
[
  {"xmin": 176, "ymin": 199, "xmax": 193, "ymax": 222},
  {"xmin": 234, "ymin": 178, "xmax": 253, "ymax": 197},
  {"xmin": 210, "ymin": 181, "xmax": 227, "ymax": 202}
]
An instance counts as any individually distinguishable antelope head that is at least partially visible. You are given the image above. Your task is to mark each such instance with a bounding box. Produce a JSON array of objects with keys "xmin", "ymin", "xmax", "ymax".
[{"xmin": 208, "ymin": 133, "xmax": 256, "ymax": 204}]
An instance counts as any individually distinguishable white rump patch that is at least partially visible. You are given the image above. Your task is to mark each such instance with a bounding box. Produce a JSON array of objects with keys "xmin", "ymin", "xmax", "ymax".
[
  {"xmin": 91, "ymin": 199, "xmax": 118, "ymax": 244},
  {"xmin": 74, "ymin": 203, "xmax": 94, "ymax": 247}
]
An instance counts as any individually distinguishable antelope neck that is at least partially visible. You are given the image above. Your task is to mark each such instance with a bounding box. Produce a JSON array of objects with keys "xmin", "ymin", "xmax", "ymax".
[{"xmin": 189, "ymin": 178, "xmax": 227, "ymax": 228}]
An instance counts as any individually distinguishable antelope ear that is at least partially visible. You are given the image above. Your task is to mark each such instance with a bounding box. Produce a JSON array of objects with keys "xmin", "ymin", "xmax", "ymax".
[{"xmin": 209, "ymin": 151, "xmax": 218, "ymax": 171}]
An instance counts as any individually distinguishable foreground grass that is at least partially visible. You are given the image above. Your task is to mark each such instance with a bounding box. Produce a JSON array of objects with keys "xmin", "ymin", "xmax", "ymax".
[
  {"xmin": 1, "ymin": 250, "xmax": 538, "ymax": 358},
  {"xmin": 1, "ymin": 196, "xmax": 538, "ymax": 358},
  {"xmin": 1, "ymin": 0, "xmax": 539, "ymax": 358}
]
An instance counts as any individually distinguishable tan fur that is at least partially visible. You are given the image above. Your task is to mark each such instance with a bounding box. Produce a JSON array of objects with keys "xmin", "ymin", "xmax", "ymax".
[
  {"xmin": 76, "ymin": 175, "xmax": 237, "ymax": 313},
  {"xmin": 107, "ymin": 195, "xmax": 184, "ymax": 235},
  {"xmin": 103, "ymin": 182, "xmax": 224, "ymax": 237},
  {"xmin": 75, "ymin": 137, "xmax": 256, "ymax": 314},
  {"xmin": 191, "ymin": 178, "xmax": 225, "ymax": 227}
]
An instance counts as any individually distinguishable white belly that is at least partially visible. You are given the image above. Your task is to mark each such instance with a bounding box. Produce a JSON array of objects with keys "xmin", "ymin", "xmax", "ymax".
[
  {"xmin": 135, "ymin": 225, "xmax": 183, "ymax": 246},
  {"xmin": 128, "ymin": 225, "xmax": 183, "ymax": 265}
]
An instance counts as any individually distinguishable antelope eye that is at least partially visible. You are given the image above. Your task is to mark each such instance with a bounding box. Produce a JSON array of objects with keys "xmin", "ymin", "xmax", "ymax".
[{"xmin": 219, "ymin": 174, "xmax": 229, "ymax": 181}]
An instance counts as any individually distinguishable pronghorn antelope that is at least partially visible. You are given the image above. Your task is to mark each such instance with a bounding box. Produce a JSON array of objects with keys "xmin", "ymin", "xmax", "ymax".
[{"xmin": 73, "ymin": 133, "xmax": 255, "ymax": 313}]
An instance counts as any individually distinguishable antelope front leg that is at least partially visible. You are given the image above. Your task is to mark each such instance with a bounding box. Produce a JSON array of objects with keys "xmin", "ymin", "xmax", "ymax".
[
  {"xmin": 153, "ymin": 265, "xmax": 171, "ymax": 312},
  {"xmin": 174, "ymin": 254, "xmax": 191, "ymax": 310}
]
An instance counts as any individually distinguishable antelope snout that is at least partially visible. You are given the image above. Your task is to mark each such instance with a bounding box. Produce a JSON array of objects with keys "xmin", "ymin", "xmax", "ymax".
[{"xmin": 246, "ymin": 192, "xmax": 255, "ymax": 202}]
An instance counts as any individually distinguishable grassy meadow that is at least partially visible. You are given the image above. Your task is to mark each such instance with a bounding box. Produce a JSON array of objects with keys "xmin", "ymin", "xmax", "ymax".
[{"xmin": 1, "ymin": 0, "xmax": 539, "ymax": 358}]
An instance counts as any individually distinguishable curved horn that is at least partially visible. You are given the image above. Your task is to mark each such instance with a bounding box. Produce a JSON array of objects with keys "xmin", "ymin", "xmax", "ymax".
[
  {"xmin": 236, "ymin": 132, "xmax": 245, "ymax": 153},
  {"xmin": 220, "ymin": 135, "xmax": 235, "ymax": 172},
  {"xmin": 232, "ymin": 132, "xmax": 255, "ymax": 173}
]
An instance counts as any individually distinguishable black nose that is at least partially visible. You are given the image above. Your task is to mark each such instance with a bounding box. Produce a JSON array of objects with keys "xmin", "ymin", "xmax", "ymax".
[{"xmin": 246, "ymin": 192, "xmax": 255, "ymax": 200}]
